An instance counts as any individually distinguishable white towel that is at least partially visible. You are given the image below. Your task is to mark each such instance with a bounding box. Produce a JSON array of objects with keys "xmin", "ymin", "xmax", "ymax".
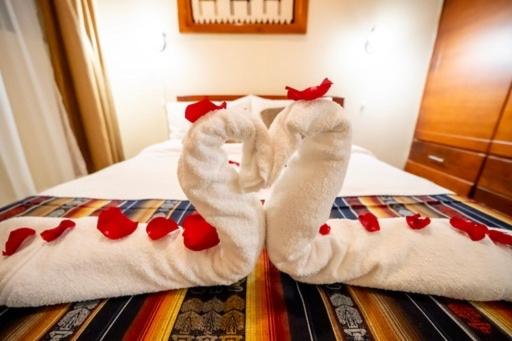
[
  {"xmin": 264, "ymin": 99, "xmax": 512, "ymax": 301},
  {"xmin": 0, "ymin": 107, "xmax": 271, "ymax": 307}
]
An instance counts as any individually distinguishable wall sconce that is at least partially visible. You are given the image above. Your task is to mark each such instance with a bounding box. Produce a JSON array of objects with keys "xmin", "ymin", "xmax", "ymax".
[{"xmin": 365, "ymin": 26, "xmax": 377, "ymax": 54}]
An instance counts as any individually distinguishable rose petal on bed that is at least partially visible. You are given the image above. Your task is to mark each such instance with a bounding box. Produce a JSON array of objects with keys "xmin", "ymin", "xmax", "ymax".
[
  {"xmin": 358, "ymin": 212, "xmax": 380, "ymax": 232},
  {"xmin": 97, "ymin": 207, "xmax": 138, "ymax": 240},
  {"xmin": 40, "ymin": 219, "xmax": 76, "ymax": 242},
  {"xmin": 2, "ymin": 227, "xmax": 36, "ymax": 256},
  {"xmin": 487, "ymin": 229, "xmax": 512, "ymax": 246},
  {"xmin": 405, "ymin": 214, "xmax": 431, "ymax": 230},
  {"xmin": 449, "ymin": 216, "xmax": 488, "ymax": 241},
  {"xmin": 185, "ymin": 98, "xmax": 227, "ymax": 123},
  {"xmin": 319, "ymin": 223, "xmax": 331, "ymax": 235},
  {"xmin": 228, "ymin": 160, "xmax": 240, "ymax": 167},
  {"xmin": 146, "ymin": 217, "xmax": 178, "ymax": 240},
  {"xmin": 182, "ymin": 211, "xmax": 220, "ymax": 251},
  {"xmin": 285, "ymin": 78, "xmax": 333, "ymax": 101}
]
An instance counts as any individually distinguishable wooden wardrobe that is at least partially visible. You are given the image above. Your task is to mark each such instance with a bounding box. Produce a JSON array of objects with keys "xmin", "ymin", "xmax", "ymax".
[{"xmin": 406, "ymin": 0, "xmax": 512, "ymax": 214}]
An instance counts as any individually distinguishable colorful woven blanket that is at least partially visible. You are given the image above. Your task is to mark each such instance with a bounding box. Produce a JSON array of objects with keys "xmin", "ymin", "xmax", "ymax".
[{"xmin": 0, "ymin": 194, "xmax": 511, "ymax": 340}]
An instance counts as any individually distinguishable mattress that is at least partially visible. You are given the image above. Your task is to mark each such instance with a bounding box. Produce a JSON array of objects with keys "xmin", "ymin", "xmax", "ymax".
[
  {"xmin": 1, "ymin": 194, "xmax": 511, "ymax": 340},
  {"xmin": 42, "ymin": 141, "xmax": 451, "ymax": 200}
]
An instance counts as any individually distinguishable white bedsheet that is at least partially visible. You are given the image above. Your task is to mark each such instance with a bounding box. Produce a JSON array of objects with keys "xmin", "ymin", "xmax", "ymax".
[{"xmin": 42, "ymin": 140, "xmax": 451, "ymax": 200}]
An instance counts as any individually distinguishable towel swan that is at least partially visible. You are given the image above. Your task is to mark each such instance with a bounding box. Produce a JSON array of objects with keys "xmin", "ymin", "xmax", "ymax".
[
  {"xmin": 264, "ymin": 99, "xmax": 512, "ymax": 301},
  {"xmin": 0, "ymin": 106, "xmax": 271, "ymax": 307}
]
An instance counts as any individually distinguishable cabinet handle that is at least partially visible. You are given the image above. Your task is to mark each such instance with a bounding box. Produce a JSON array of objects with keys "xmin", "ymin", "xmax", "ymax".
[{"xmin": 428, "ymin": 154, "xmax": 445, "ymax": 164}]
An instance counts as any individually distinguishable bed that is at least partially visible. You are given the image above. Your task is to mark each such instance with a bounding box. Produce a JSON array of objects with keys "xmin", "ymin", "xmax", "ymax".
[{"xmin": 1, "ymin": 96, "xmax": 511, "ymax": 340}]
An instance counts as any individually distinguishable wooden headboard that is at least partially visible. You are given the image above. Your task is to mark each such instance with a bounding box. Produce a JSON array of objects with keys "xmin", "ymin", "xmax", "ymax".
[{"xmin": 177, "ymin": 95, "xmax": 345, "ymax": 107}]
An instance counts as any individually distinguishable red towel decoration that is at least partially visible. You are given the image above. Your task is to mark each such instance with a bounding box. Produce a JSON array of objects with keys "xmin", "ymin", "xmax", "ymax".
[
  {"xmin": 40, "ymin": 220, "xmax": 76, "ymax": 242},
  {"xmin": 285, "ymin": 78, "xmax": 333, "ymax": 101},
  {"xmin": 358, "ymin": 212, "xmax": 380, "ymax": 232},
  {"xmin": 2, "ymin": 227, "xmax": 35, "ymax": 256},
  {"xmin": 488, "ymin": 229, "xmax": 512, "ymax": 246},
  {"xmin": 319, "ymin": 223, "xmax": 331, "ymax": 235},
  {"xmin": 146, "ymin": 217, "xmax": 178, "ymax": 240},
  {"xmin": 406, "ymin": 214, "xmax": 431, "ymax": 230},
  {"xmin": 185, "ymin": 98, "xmax": 227, "ymax": 123},
  {"xmin": 182, "ymin": 212, "xmax": 220, "ymax": 251},
  {"xmin": 97, "ymin": 207, "xmax": 138, "ymax": 240},
  {"xmin": 449, "ymin": 216, "xmax": 488, "ymax": 241}
]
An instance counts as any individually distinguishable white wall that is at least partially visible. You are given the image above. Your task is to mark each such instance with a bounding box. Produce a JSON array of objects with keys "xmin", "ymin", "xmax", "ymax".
[{"xmin": 95, "ymin": 0, "xmax": 443, "ymax": 168}]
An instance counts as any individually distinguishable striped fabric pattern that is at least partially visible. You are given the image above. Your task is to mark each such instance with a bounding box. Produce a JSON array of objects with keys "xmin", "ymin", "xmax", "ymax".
[{"xmin": 0, "ymin": 195, "xmax": 511, "ymax": 340}]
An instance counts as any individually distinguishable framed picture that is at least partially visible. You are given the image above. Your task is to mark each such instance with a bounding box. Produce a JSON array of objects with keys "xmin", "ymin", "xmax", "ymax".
[{"xmin": 177, "ymin": 0, "xmax": 308, "ymax": 34}]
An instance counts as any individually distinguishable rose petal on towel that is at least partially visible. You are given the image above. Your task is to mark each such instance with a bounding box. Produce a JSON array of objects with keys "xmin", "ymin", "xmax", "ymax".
[
  {"xmin": 97, "ymin": 207, "xmax": 138, "ymax": 240},
  {"xmin": 358, "ymin": 212, "xmax": 380, "ymax": 232},
  {"xmin": 146, "ymin": 217, "xmax": 178, "ymax": 240},
  {"xmin": 228, "ymin": 160, "xmax": 240, "ymax": 167},
  {"xmin": 185, "ymin": 98, "xmax": 227, "ymax": 123},
  {"xmin": 182, "ymin": 211, "xmax": 220, "ymax": 251},
  {"xmin": 319, "ymin": 223, "xmax": 331, "ymax": 235},
  {"xmin": 449, "ymin": 216, "xmax": 488, "ymax": 241},
  {"xmin": 487, "ymin": 229, "xmax": 512, "ymax": 246},
  {"xmin": 40, "ymin": 219, "xmax": 76, "ymax": 242},
  {"xmin": 2, "ymin": 227, "xmax": 35, "ymax": 256},
  {"xmin": 285, "ymin": 78, "xmax": 333, "ymax": 101},
  {"xmin": 405, "ymin": 214, "xmax": 431, "ymax": 230}
]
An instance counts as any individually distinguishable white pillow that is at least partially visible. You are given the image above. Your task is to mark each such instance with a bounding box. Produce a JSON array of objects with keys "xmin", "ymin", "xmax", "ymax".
[{"xmin": 166, "ymin": 96, "xmax": 253, "ymax": 140}]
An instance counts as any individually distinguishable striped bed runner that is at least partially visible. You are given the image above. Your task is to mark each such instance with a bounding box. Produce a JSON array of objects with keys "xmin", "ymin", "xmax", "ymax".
[{"xmin": 0, "ymin": 195, "xmax": 511, "ymax": 340}]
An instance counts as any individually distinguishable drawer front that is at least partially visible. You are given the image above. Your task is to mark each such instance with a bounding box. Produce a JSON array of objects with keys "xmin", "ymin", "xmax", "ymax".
[
  {"xmin": 408, "ymin": 140, "xmax": 485, "ymax": 181},
  {"xmin": 477, "ymin": 156, "xmax": 512, "ymax": 198},
  {"xmin": 405, "ymin": 160, "xmax": 473, "ymax": 196}
]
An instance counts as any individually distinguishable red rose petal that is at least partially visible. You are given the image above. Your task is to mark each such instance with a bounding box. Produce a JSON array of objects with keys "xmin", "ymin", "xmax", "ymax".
[
  {"xmin": 182, "ymin": 211, "xmax": 220, "ymax": 251},
  {"xmin": 228, "ymin": 160, "xmax": 240, "ymax": 167},
  {"xmin": 449, "ymin": 216, "xmax": 488, "ymax": 241},
  {"xmin": 97, "ymin": 207, "xmax": 138, "ymax": 240},
  {"xmin": 319, "ymin": 223, "xmax": 331, "ymax": 235},
  {"xmin": 40, "ymin": 219, "xmax": 76, "ymax": 242},
  {"xmin": 285, "ymin": 78, "xmax": 333, "ymax": 101},
  {"xmin": 487, "ymin": 229, "xmax": 512, "ymax": 246},
  {"xmin": 358, "ymin": 212, "xmax": 380, "ymax": 232},
  {"xmin": 3, "ymin": 227, "xmax": 35, "ymax": 256},
  {"xmin": 146, "ymin": 217, "xmax": 178, "ymax": 240},
  {"xmin": 406, "ymin": 214, "xmax": 431, "ymax": 230},
  {"xmin": 185, "ymin": 98, "xmax": 227, "ymax": 123}
]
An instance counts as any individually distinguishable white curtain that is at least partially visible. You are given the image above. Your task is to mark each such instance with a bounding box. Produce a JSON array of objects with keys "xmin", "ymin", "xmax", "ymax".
[{"xmin": 0, "ymin": 0, "xmax": 86, "ymax": 206}]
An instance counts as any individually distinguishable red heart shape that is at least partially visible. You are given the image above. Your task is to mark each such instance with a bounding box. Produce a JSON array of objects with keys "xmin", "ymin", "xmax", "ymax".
[
  {"xmin": 146, "ymin": 217, "xmax": 178, "ymax": 240},
  {"xmin": 319, "ymin": 223, "xmax": 331, "ymax": 235},
  {"xmin": 182, "ymin": 211, "xmax": 220, "ymax": 251},
  {"xmin": 97, "ymin": 207, "xmax": 138, "ymax": 240},
  {"xmin": 185, "ymin": 98, "xmax": 227, "ymax": 123},
  {"xmin": 358, "ymin": 212, "xmax": 380, "ymax": 232},
  {"xmin": 40, "ymin": 219, "xmax": 76, "ymax": 242},
  {"xmin": 487, "ymin": 229, "xmax": 512, "ymax": 246},
  {"xmin": 406, "ymin": 214, "xmax": 431, "ymax": 230},
  {"xmin": 3, "ymin": 227, "xmax": 35, "ymax": 256},
  {"xmin": 449, "ymin": 216, "xmax": 488, "ymax": 241},
  {"xmin": 285, "ymin": 78, "xmax": 333, "ymax": 101}
]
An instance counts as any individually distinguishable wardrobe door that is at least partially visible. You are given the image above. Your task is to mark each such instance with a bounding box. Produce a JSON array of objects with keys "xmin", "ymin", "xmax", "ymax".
[
  {"xmin": 415, "ymin": 0, "xmax": 512, "ymax": 152},
  {"xmin": 489, "ymin": 87, "xmax": 512, "ymax": 158}
]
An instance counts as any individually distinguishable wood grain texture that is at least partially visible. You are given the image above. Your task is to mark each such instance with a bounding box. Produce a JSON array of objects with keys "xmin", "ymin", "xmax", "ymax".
[
  {"xmin": 176, "ymin": 95, "xmax": 345, "ymax": 107},
  {"xmin": 405, "ymin": 160, "xmax": 473, "ymax": 196},
  {"xmin": 408, "ymin": 140, "xmax": 485, "ymax": 182},
  {"xmin": 474, "ymin": 188, "xmax": 512, "ymax": 215},
  {"xmin": 490, "ymin": 85, "xmax": 512, "ymax": 158},
  {"xmin": 477, "ymin": 156, "xmax": 512, "ymax": 199},
  {"xmin": 415, "ymin": 0, "xmax": 512, "ymax": 152},
  {"xmin": 177, "ymin": 0, "xmax": 308, "ymax": 34}
]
